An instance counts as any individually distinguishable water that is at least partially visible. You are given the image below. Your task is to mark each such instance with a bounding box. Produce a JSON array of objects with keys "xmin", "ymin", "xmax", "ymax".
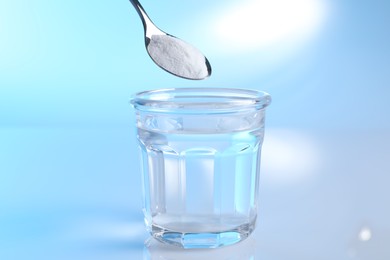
[
  {"xmin": 131, "ymin": 88, "xmax": 271, "ymax": 248},
  {"xmin": 137, "ymin": 128, "xmax": 264, "ymax": 248}
]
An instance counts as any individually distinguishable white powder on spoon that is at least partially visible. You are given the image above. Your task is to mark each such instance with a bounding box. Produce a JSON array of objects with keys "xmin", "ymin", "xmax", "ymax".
[{"xmin": 147, "ymin": 34, "xmax": 210, "ymax": 80}]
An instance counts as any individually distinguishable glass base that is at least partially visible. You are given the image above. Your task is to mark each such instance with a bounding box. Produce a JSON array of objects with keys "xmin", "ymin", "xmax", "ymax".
[{"xmin": 150, "ymin": 220, "xmax": 256, "ymax": 249}]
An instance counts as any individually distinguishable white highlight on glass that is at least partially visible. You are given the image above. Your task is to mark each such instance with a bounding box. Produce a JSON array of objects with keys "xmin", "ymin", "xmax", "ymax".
[{"xmin": 213, "ymin": 0, "xmax": 327, "ymax": 51}]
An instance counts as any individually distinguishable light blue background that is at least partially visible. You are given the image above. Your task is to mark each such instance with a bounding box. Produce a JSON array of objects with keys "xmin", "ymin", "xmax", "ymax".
[
  {"xmin": 1, "ymin": 0, "xmax": 389, "ymax": 129},
  {"xmin": 1, "ymin": 0, "xmax": 390, "ymax": 259}
]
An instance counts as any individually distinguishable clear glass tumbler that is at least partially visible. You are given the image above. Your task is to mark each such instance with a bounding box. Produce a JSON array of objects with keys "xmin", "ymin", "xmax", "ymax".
[{"xmin": 130, "ymin": 88, "xmax": 271, "ymax": 248}]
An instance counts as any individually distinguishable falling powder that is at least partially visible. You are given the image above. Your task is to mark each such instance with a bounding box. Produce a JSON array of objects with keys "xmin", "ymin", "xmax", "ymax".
[{"xmin": 147, "ymin": 34, "xmax": 210, "ymax": 80}]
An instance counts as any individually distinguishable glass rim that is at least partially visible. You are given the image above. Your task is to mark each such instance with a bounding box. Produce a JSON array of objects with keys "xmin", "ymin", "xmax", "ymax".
[{"xmin": 131, "ymin": 88, "xmax": 271, "ymax": 113}]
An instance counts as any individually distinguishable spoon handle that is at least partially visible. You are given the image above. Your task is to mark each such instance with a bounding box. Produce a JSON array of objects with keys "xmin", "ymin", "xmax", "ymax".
[{"xmin": 129, "ymin": 0, "xmax": 155, "ymax": 35}]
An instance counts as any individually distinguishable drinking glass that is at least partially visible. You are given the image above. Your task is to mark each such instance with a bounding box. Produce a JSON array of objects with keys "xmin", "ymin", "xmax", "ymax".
[{"xmin": 131, "ymin": 88, "xmax": 271, "ymax": 248}]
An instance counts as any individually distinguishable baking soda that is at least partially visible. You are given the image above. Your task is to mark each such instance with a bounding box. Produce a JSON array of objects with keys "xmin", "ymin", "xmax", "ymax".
[{"xmin": 147, "ymin": 34, "xmax": 209, "ymax": 79}]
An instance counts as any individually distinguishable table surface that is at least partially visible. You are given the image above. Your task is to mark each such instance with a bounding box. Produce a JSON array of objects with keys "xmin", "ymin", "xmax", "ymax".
[{"xmin": 1, "ymin": 126, "xmax": 389, "ymax": 259}]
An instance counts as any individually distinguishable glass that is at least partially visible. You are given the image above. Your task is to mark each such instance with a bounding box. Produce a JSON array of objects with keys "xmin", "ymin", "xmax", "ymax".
[
  {"xmin": 144, "ymin": 236, "xmax": 257, "ymax": 259},
  {"xmin": 130, "ymin": 88, "xmax": 271, "ymax": 248}
]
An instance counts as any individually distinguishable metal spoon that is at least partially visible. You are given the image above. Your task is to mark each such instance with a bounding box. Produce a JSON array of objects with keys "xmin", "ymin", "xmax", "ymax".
[{"xmin": 129, "ymin": 0, "xmax": 212, "ymax": 80}]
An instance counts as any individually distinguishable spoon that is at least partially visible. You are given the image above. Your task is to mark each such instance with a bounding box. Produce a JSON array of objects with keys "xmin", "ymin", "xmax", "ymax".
[{"xmin": 129, "ymin": 0, "xmax": 212, "ymax": 80}]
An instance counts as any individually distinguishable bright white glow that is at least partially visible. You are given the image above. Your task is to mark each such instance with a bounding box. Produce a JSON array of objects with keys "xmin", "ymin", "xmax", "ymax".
[
  {"xmin": 213, "ymin": 0, "xmax": 326, "ymax": 51},
  {"xmin": 359, "ymin": 227, "xmax": 372, "ymax": 242},
  {"xmin": 261, "ymin": 129, "xmax": 320, "ymax": 184}
]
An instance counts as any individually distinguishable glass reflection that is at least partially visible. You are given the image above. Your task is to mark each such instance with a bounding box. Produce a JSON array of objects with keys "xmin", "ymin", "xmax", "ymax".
[
  {"xmin": 261, "ymin": 129, "xmax": 321, "ymax": 184},
  {"xmin": 144, "ymin": 236, "xmax": 256, "ymax": 260}
]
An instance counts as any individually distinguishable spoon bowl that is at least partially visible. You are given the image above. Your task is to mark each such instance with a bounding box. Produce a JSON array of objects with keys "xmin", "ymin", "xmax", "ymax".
[{"xmin": 129, "ymin": 0, "xmax": 212, "ymax": 80}]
